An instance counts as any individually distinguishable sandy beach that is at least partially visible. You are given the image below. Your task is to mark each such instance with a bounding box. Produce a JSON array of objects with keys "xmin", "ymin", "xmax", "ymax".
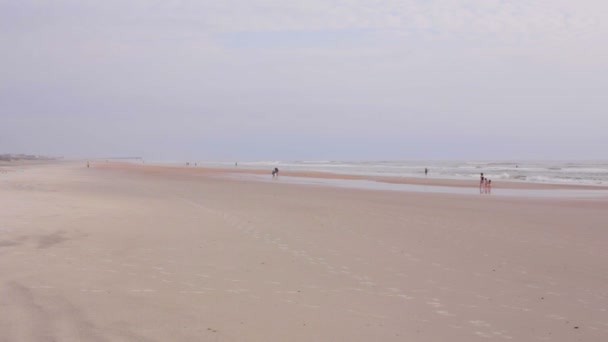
[{"xmin": 1, "ymin": 161, "xmax": 607, "ymax": 341}]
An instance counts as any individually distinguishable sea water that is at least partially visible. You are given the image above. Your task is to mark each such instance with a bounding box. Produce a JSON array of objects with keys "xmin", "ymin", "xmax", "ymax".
[{"xmin": 200, "ymin": 160, "xmax": 608, "ymax": 186}]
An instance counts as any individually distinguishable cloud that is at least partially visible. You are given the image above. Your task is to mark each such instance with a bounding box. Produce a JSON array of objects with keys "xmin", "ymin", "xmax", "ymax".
[
  {"xmin": 1, "ymin": 1, "xmax": 607, "ymax": 159},
  {"xmin": 2, "ymin": 0, "xmax": 605, "ymax": 35}
]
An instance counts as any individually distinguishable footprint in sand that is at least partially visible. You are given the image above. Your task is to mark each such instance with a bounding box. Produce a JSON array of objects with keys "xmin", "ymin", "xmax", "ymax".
[
  {"xmin": 469, "ymin": 320, "xmax": 491, "ymax": 328},
  {"xmin": 130, "ymin": 289, "xmax": 156, "ymax": 293},
  {"xmin": 179, "ymin": 290, "xmax": 206, "ymax": 295}
]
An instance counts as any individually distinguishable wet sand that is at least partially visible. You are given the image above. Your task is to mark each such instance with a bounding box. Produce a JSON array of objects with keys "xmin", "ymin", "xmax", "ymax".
[
  {"xmin": 1, "ymin": 161, "xmax": 607, "ymax": 341},
  {"xmin": 100, "ymin": 161, "xmax": 608, "ymax": 190}
]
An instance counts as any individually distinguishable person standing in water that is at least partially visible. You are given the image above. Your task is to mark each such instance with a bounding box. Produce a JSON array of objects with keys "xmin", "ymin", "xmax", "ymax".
[{"xmin": 425, "ymin": 168, "xmax": 428, "ymax": 176}]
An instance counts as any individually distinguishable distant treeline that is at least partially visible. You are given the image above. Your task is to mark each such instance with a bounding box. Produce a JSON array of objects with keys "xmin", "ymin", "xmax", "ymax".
[{"xmin": 0, "ymin": 154, "xmax": 57, "ymax": 161}]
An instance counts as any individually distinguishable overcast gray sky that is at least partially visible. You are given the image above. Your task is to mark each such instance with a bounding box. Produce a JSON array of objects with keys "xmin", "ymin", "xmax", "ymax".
[{"xmin": 1, "ymin": 0, "xmax": 607, "ymax": 161}]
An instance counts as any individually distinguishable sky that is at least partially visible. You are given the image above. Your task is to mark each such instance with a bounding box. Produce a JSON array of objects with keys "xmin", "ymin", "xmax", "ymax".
[{"xmin": 1, "ymin": 0, "xmax": 607, "ymax": 161}]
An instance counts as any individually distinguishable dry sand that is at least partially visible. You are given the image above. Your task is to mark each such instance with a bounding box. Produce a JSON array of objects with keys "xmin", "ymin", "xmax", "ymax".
[{"xmin": 1, "ymin": 161, "xmax": 607, "ymax": 341}]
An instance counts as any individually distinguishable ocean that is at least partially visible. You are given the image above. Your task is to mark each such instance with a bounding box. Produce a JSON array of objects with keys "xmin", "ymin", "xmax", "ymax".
[{"xmin": 199, "ymin": 160, "xmax": 608, "ymax": 186}]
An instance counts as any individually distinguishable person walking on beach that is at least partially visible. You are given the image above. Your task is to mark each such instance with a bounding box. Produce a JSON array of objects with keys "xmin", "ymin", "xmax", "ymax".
[{"xmin": 272, "ymin": 168, "xmax": 279, "ymax": 178}]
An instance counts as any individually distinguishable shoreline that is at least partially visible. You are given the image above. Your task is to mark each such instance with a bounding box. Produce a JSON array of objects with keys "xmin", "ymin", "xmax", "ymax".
[{"xmin": 95, "ymin": 161, "xmax": 608, "ymax": 191}]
